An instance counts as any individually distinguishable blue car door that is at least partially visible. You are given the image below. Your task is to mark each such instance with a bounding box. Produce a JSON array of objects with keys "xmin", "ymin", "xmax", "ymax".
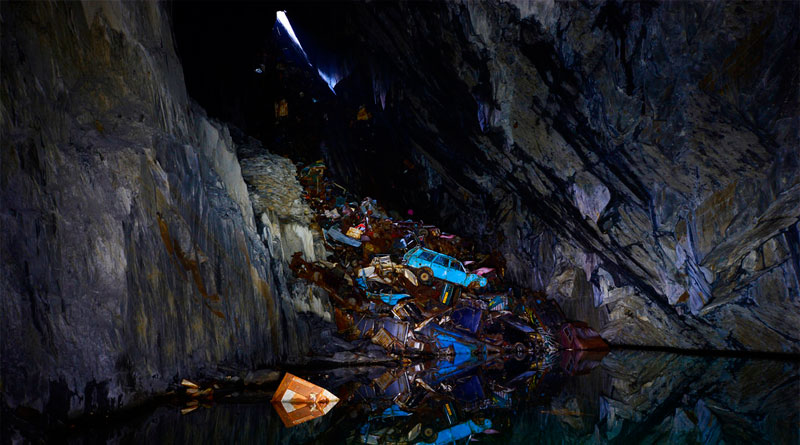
[
  {"xmin": 447, "ymin": 259, "xmax": 467, "ymax": 286},
  {"xmin": 431, "ymin": 255, "xmax": 449, "ymax": 281}
]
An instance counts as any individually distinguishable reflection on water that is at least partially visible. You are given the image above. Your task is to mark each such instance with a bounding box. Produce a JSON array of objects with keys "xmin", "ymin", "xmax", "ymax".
[{"xmin": 61, "ymin": 350, "xmax": 798, "ymax": 444}]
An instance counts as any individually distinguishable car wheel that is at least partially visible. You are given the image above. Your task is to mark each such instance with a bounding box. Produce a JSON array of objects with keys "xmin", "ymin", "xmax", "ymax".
[
  {"xmin": 513, "ymin": 342, "xmax": 527, "ymax": 360},
  {"xmin": 418, "ymin": 268, "xmax": 433, "ymax": 285},
  {"xmin": 468, "ymin": 280, "xmax": 480, "ymax": 291},
  {"xmin": 421, "ymin": 425, "xmax": 438, "ymax": 443}
]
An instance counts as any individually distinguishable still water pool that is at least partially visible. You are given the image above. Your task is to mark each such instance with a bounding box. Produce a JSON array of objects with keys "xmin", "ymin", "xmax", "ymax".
[{"xmin": 59, "ymin": 350, "xmax": 798, "ymax": 444}]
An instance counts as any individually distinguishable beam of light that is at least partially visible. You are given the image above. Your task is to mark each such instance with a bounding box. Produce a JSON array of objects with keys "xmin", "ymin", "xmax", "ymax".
[
  {"xmin": 317, "ymin": 68, "xmax": 340, "ymax": 94},
  {"xmin": 276, "ymin": 11, "xmax": 310, "ymax": 63},
  {"xmin": 276, "ymin": 10, "xmax": 344, "ymax": 94}
]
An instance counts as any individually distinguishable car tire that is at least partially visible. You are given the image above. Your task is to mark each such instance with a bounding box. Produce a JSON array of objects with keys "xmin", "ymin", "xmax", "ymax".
[
  {"xmin": 418, "ymin": 268, "xmax": 433, "ymax": 285},
  {"xmin": 421, "ymin": 425, "xmax": 438, "ymax": 443},
  {"xmin": 513, "ymin": 342, "xmax": 527, "ymax": 360}
]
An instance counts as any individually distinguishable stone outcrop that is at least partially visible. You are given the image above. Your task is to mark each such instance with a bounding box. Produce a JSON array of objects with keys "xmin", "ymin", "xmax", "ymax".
[
  {"xmin": 237, "ymin": 136, "xmax": 327, "ymax": 266},
  {"xmin": 0, "ymin": 1, "xmax": 330, "ymax": 419}
]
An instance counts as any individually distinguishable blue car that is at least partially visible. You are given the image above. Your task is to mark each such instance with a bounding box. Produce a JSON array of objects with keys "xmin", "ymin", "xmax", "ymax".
[
  {"xmin": 415, "ymin": 418, "xmax": 492, "ymax": 445},
  {"xmin": 403, "ymin": 247, "xmax": 487, "ymax": 289}
]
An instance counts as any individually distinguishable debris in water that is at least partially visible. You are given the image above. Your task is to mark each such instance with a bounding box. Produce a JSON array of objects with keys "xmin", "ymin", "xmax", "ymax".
[
  {"xmin": 271, "ymin": 373, "xmax": 340, "ymax": 427},
  {"xmin": 180, "ymin": 379, "xmax": 199, "ymax": 389},
  {"xmin": 180, "ymin": 406, "xmax": 198, "ymax": 415}
]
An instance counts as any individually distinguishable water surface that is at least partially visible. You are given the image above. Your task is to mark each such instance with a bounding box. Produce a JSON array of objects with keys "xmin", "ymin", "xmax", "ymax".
[{"xmin": 58, "ymin": 350, "xmax": 799, "ymax": 444}]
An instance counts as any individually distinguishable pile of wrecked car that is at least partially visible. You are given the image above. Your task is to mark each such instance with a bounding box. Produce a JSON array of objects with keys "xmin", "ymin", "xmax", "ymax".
[{"xmin": 290, "ymin": 161, "xmax": 608, "ymax": 361}]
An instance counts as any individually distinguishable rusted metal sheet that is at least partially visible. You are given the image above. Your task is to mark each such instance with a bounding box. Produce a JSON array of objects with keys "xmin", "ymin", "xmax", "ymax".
[{"xmin": 372, "ymin": 328, "xmax": 397, "ymax": 350}]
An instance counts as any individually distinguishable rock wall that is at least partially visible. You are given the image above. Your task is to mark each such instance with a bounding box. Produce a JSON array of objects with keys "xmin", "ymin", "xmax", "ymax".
[
  {"xmin": 0, "ymin": 1, "xmax": 329, "ymax": 419},
  {"xmin": 304, "ymin": 1, "xmax": 799, "ymax": 352},
  {"xmin": 456, "ymin": 0, "xmax": 800, "ymax": 352}
]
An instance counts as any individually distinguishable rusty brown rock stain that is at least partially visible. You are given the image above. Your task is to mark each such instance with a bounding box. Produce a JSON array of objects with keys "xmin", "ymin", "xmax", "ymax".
[
  {"xmin": 675, "ymin": 219, "xmax": 687, "ymax": 242},
  {"xmin": 203, "ymin": 301, "xmax": 226, "ymax": 320},
  {"xmin": 695, "ymin": 181, "xmax": 739, "ymax": 244},
  {"xmin": 252, "ymin": 267, "xmax": 281, "ymax": 353},
  {"xmin": 158, "ymin": 214, "xmax": 225, "ymax": 315},
  {"xmin": 173, "ymin": 242, "xmax": 222, "ymax": 303},
  {"xmin": 237, "ymin": 231, "xmax": 252, "ymax": 268},
  {"xmin": 157, "ymin": 215, "xmax": 175, "ymax": 255},
  {"xmin": 698, "ymin": 181, "xmax": 738, "ymax": 215}
]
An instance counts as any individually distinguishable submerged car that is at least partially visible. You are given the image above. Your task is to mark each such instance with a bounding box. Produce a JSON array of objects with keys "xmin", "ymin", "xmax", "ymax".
[{"xmin": 403, "ymin": 247, "xmax": 487, "ymax": 289}]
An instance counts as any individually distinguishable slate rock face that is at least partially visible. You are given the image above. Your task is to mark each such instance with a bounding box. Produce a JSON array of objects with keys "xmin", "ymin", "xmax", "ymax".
[
  {"xmin": 0, "ymin": 1, "xmax": 330, "ymax": 418},
  {"xmin": 311, "ymin": 1, "xmax": 799, "ymax": 352}
]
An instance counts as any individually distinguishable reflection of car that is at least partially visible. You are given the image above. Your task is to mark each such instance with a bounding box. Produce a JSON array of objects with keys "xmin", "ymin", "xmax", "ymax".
[
  {"xmin": 491, "ymin": 314, "xmax": 541, "ymax": 355},
  {"xmin": 559, "ymin": 349, "xmax": 608, "ymax": 375},
  {"xmin": 420, "ymin": 418, "xmax": 492, "ymax": 444},
  {"xmin": 558, "ymin": 321, "xmax": 608, "ymax": 350},
  {"xmin": 403, "ymin": 247, "xmax": 487, "ymax": 289}
]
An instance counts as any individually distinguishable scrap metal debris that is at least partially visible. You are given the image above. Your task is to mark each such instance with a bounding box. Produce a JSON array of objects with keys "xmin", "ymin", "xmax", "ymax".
[
  {"xmin": 180, "ymin": 379, "xmax": 199, "ymax": 389},
  {"xmin": 272, "ymin": 161, "xmax": 611, "ymax": 431},
  {"xmin": 291, "ymin": 161, "xmax": 608, "ymax": 360},
  {"xmin": 177, "ymin": 379, "xmax": 216, "ymax": 415}
]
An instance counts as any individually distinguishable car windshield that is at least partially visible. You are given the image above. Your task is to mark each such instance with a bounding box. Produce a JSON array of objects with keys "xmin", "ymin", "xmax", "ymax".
[{"xmin": 433, "ymin": 255, "xmax": 449, "ymax": 266}]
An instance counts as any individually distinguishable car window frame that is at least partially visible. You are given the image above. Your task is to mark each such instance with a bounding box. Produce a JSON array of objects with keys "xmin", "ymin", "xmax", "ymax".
[
  {"xmin": 432, "ymin": 255, "xmax": 449, "ymax": 267},
  {"xmin": 450, "ymin": 260, "xmax": 466, "ymax": 272}
]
